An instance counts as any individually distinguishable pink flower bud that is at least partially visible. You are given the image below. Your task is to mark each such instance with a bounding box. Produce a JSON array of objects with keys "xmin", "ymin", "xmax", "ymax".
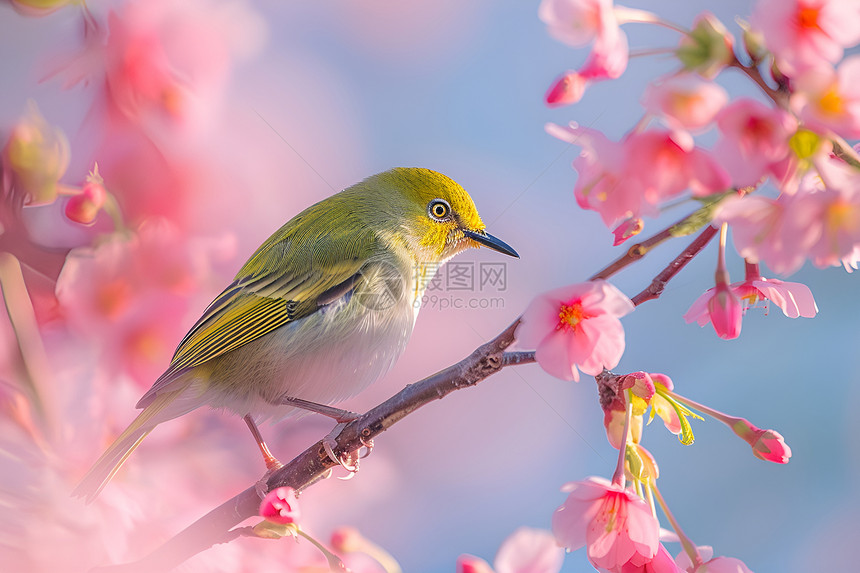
[
  {"xmin": 731, "ymin": 419, "xmax": 792, "ymax": 464},
  {"xmin": 545, "ymin": 71, "xmax": 587, "ymax": 107},
  {"xmin": 259, "ymin": 486, "xmax": 300, "ymax": 525},
  {"xmin": 612, "ymin": 217, "xmax": 643, "ymax": 245},
  {"xmin": 65, "ymin": 179, "xmax": 107, "ymax": 225},
  {"xmin": 706, "ymin": 280, "xmax": 743, "ymax": 339}
]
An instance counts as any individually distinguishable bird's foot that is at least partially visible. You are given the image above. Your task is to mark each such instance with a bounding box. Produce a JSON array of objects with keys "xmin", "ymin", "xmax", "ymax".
[
  {"xmin": 359, "ymin": 436, "xmax": 375, "ymax": 459},
  {"xmin": 322, "ymin": 422, "xmax": 360, "ymax": 477},
  {"xmin": 254, "ymin": 459, "xmax": 284, "ymax": 499}
]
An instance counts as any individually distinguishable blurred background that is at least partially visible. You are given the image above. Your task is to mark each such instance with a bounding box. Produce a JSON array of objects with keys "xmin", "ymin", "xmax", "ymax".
[{"xmin": 0, "ymin": 1, "xmax": 857, "ymax": 572}]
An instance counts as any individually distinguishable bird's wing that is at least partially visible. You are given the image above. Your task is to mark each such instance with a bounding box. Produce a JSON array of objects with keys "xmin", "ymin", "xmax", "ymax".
[{"xmin": 137, "ymin": 227, "xmax": 378, "ymax": 408}]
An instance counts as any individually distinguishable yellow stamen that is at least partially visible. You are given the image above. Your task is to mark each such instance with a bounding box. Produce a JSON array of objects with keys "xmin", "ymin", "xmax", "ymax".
[{"xmin": 558, "ymin": 301, "xmax": 589, "ymax": 331}]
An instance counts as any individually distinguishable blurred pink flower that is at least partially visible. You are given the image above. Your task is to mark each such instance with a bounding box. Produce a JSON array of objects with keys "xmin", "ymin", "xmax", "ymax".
[
  {"xmin": 539, "ymin": 0, "xmax": 616, "ymax": 48},
  {"xmin": 1, "ymin": 102, "xmax": 70, "ymax": 206},
  {"xmin": 715, "ymin": 194, "xmax": 820, "ymax": 275},
  {"xmin": 55, "ymin": 219, "xmax": 234, "ymax": 388},
  {"xmin": 493, "ymin": 527, "xmax": 565, "ymax": 573},
  {"xmin": 458, "ymin": 555, "xmax": 496, "ymax": 573},
  {"xmin": 624, "ymin": 130, "xmax": 730, "ymax": 201},
  {"xmin": 792, "ymin": 55, "xmax": 860, "ymax": 139},
  {"xmin": 458, "ymin": 527, "xmax": 564, "ymax": 573},
  {"xmin": 58, "ymin": 0, "xmax": 264, "ymax": 138},
  {"xmin": 545, "ymin": 71, "xmax": 588, "ymax": 107},
  {"xmin": 684, "ymin": 278, "xmax": 743, "ymax": 339},
  {"xmin": 547, "ymin": 125, "xmax": 728, "ymax": 228},
  {"xmin": 259, "ymin": 487, "xmax": 300, "ymax": 525},
  {"xmin": 713, "ymin": 99, "xmax": 797, "ymax": 187},
  {"xmin": 553, "ymin": 477, "xmax": 659, "ymax": 570},
  {"xmin": 641, "ymin": 76, "xmax": 728, "ymax": 132},
  {"xmin": 675, "ymin": 546, "xmax": 753, "ymax": 573},
  {"xmin": 547, "ymin": 123, "xmax": 641, "ymax": 227},
  {"xmin": 751, "ymin": 0, "xmax": 860, "ymax": 75},
  {"xmin": 517, "ymin": 280, "xmax": 634, "ymax": 381}
]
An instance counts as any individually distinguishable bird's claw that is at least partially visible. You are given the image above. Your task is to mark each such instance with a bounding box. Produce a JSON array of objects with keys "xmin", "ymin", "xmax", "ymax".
[
  {"xmin": 323, "ymin": 423, "xmax": 360, "ymax": 476},
  {"xmin": 359, "ymin": 436, "xmax": 374, "ymax": 459}
]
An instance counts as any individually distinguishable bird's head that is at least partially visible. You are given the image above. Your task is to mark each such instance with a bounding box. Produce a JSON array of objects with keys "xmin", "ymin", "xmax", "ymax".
[{"xmin": 358, "ymin": 167, "xmax": 519, "ymax": 264}]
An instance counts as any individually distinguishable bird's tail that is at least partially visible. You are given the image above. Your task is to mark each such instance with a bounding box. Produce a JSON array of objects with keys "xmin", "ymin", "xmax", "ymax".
[{"xmin": 72, "ymin": 391, "xmax": 183, "ymax": 503}]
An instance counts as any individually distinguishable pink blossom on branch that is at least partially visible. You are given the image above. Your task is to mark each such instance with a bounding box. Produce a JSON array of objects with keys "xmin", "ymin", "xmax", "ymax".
[
  {"xmin": 547, "ymin": 124, "xmax": 729, "ymax": 229},
  {"xmin": 545, "ymin": 71, "xmax": 588, "ymax": 107},
  {"xmin": 517, "ymin": 280, "xmax": 634, "ymax": 381},
  {"xmin": 553, "ymin": 477, "xmax": 659, "ymax": 571},
  {"xmin": 792, "ymin": 55, "xmax": 860, "ymax": 139},
  {"xmin": 750, "ymin": 0, "xmax": 860, "ymax": 76},
  {"xmin": 641, "ymin": 76, "xmax": 728, "ymax": 132},
  {"xmin": 684, "ymin": 274, "xmax": 817, "ymax": 338},
  {"xmin": 713, "ymin": 99, "xmax": 797, "ymax": 188}
]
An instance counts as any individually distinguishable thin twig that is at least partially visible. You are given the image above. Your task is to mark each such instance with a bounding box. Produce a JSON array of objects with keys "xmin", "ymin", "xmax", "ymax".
[{"xmin": 630, "ymin": 225, "xmax": 718, "ymax": 306}]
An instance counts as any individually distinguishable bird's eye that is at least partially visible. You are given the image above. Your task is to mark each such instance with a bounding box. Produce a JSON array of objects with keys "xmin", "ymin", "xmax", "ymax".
[{"xmin": 428, "ymin": 199, "xmax": 451, "ymax": 221}]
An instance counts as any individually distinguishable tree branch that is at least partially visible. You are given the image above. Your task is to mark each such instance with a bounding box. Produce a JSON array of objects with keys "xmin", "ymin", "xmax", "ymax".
[{"xmin": 94, "ymin": 320, "xmax": 524, "ymax": 573}]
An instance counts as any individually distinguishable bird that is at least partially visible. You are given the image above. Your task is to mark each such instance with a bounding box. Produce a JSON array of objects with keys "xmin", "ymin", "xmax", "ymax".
[{"xmin": 73, "ymin": 167, "xmax": 518, "ymax": 502}]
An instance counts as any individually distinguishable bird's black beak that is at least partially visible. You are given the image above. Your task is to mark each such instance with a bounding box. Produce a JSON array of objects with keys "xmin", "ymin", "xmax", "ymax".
[{"xmin": 463, "ymin": 229, "xmax": 519, "ymax": 258}]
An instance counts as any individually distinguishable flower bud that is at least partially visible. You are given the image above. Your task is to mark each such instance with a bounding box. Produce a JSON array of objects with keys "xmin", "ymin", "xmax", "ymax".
[
  {"xmin": 545, "ymin": 71, "xmax": 587, "ymax": 107},
  {"xmin": 259, "ymin": 486, "xmax": 300, "ymax": 525},
  {"xmin": 731, "ymin": 419, "xmax": 791, "ymax": 463},
  {"xmin": 65, "ymin": 169, "xmax": 107, "ymax": 225},
  {"xmin": 612, "ymin": 217, "xmax": 643, "ymax": 245},
  {"xmin": 677, "ymin": 12, "xmax": 734, "ymax": 79},
  {"xmin": 2, "ymin": 102, "xmax": 70, "ymax": 205}
]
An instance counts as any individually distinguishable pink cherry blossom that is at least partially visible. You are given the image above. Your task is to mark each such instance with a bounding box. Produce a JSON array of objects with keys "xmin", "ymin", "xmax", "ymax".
[
  {"xmin": 517, "ymin": 280, "xmax": 634, "ymax": 381},
  {"xmin": 676, "ymin": 546, "xmax": 753, "ymax": 573},
  {"xmin": 714, "ymin": 194, "xmax": 819, "ymax": 276},
  {"xmin": 601, "ymin": 372, "xmax": 680, "ymax": 448},
  {"xmin": 641, "ymin": 76, "xmax": 728, "ymax": 132},
  {"xmin": 684, "ymin": 275, "xmax": 743, "ymax": 339},
  {"xmin": 624, "ymin": 130, "xmax": 730, "ymax": 201},
  {"xmin": 713, "ymin": 99, "xmax": 797, "ymax": 187},
  {"xmin": 259, "ymin": 487, "xmax": 300, "ymax": 525},
  {"xmin": 539, "ymin": 0, "xmax": 617, "ymax": 48},
  {"xmin": 59, "ymin": 0, "xmax": 265, "ymax": 137},
  {"xmin": 552, "ymin": 477, "xmax": 659, "ymax": 570},
  {"xmin": 547, "ymin": 124, "xmax": 729, "ymax": 228},
  {"xmin": 456, "ymin": 528, "xmax": 564, "ymax": 573},
  {"xmin": 545, "ymin": 71, "xmax": 588, "ymax": 107},
  {"xmin": 792, "ymin": 56, "xmax": 860, "ymax": 139},
  {"xmin": 750, "ymin": 0, "xmax": 860, "ymax": 76},
  {"xmin": 547, "ymin": 123, "xmax": 644, "ymax": 227},
  {"xmin": 494, "ymin": 527, "xmax": 565, "ymax": 573}
]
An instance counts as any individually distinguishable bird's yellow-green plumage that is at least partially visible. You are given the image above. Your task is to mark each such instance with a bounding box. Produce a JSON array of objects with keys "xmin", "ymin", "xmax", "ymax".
[{"xmin": 73, "ymin": 167, "xmax": 517, "ymax": 501}]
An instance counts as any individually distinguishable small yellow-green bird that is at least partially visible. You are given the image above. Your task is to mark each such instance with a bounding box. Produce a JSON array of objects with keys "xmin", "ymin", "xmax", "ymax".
[{"xmin": 73, "ymin": 167, "xmax": 517, "ymax": 501}]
